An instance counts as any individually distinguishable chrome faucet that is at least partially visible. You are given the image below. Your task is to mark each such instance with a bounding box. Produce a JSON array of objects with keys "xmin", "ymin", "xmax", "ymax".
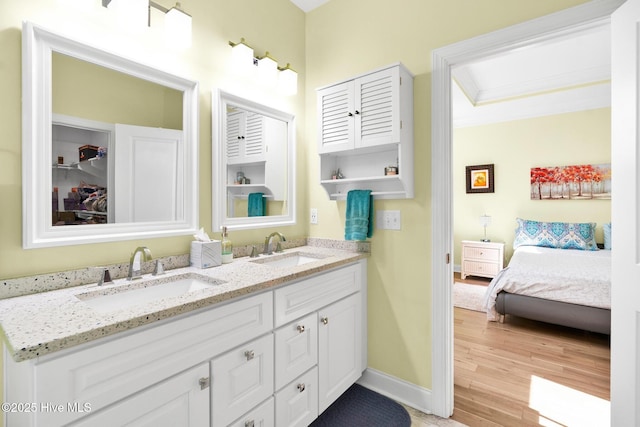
[
  {"xmin": 127, "ymin": 246, "xmax": 152, "ymax": 281},
  {"xmin": 263, "ymin": 232, "xmax": 286, "ymax": 255}
]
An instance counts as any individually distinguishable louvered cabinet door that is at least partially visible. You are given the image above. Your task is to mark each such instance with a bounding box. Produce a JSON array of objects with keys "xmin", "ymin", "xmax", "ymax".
[
  {"xmin": 317, "ymin": 80, "xmax": 355, "ymax": 153},
  {"xmin": 354, "ymin": 66, "xmax": 400, "ymax": 149},
  {"xmin": 226, "ymin": 111, "xmax": 243, "ymax": 164},
  {"xmin": 244, "ymin": 111, "xmax": 266, "ymax": 162}
]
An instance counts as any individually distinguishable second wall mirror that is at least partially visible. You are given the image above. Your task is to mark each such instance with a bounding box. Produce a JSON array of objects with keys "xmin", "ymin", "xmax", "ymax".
[{"xmin": 212, "ymin": 90, "xmax": 296, "ymax": 231}]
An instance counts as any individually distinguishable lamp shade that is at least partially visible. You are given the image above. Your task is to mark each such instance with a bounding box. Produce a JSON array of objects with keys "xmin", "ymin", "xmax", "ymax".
[
  {"xmin": 109, "ymin": 0, "xmax": 148, "ymax": 31},
  {"xmin": 230, "ymin": 38, "xmax": 255, "ymax": 77},
  {"xmin": 479, "ymin": 214, "xmax": 492, "ymax": 227},
  {"xmin": 278, "ymin": 64, "xmax": 298, "ymax": 95},
  {"xmin": 165, "ymin": 3, "xmax": 192, "ymax": 48},
  {"xmin": 258, "ymin": 53, "xmax": 278, "ymax": 87}
]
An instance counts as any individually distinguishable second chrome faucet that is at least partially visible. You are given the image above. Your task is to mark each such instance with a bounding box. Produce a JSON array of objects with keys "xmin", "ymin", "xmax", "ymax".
[
  {"xmin": 263, "ymin": 232, "xmax": 286, "ymax": 255},
  {"xmin": 127, "ymin": 246, "xmax": 152, "ymax": 280}
]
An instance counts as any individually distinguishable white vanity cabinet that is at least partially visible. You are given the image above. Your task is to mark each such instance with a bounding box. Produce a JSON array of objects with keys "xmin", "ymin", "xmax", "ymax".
[
  {"xmin": 4, "ymin": 259, "xmax": 367, "ymax": 427},
  {"xmin": 273, "ymin": 261, "xmax": 366, "ymax": 426},
  {"xmin": 317, "ymin": 63, "xmax": 414, "ymax": 200}
]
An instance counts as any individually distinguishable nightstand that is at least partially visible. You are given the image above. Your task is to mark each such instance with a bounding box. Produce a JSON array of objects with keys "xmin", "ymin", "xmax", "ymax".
[{"xmin": 461, "ymin": 240, "xmax": 505, "ymax": 280}]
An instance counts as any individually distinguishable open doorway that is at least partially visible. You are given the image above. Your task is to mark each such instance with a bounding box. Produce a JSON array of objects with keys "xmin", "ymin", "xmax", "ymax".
[{"xmin": 430, "ymin": 0, "xmax": 622, "ymax": 419}]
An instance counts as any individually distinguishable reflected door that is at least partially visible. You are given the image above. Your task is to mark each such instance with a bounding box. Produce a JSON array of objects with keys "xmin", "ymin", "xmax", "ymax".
[{"xmin": 114, "ymin": 124, "xmax": 184, "ymax": 222}]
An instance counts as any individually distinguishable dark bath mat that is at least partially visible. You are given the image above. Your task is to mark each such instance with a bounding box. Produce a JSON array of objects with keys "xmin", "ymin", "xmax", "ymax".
[{"xmin": 310, "ymin": 383, "xmax": 411, "ymax": 427}]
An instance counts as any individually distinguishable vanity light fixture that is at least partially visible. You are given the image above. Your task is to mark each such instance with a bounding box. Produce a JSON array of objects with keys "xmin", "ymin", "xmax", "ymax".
[
  {"xmin": 479, "ymin": 214, "xmax": 492, "ymax": 242},
  {"xmin": 229, "ymin": 38, "xmax": 298, "ymax": 95},
  {"xmin": 102, "ymin": 0, "xmax": 192, "ymax": 48}
]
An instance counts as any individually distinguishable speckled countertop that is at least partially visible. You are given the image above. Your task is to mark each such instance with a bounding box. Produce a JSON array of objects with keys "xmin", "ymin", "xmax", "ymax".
[{"xmin": 0, "ymin": 241, "xmax": 368, "ymax": 363}]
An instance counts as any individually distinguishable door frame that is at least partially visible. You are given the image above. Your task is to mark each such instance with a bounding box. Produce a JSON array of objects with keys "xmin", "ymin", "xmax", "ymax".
[{"xmin": 430, "ymin": 0, "xmax": 624, "ymax": 417}]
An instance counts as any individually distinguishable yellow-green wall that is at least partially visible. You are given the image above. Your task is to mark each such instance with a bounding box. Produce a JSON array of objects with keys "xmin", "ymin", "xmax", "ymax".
[
  {"xmin": 453, "ymin": 108, "xmax": 611, "ymax": 265},
  {"xmin": 0, "ymin": 0, "xmax": 594, "ymax": 419},
  {"xmin": 304, "ymin": 0, "xmax": 591, "ymax": 391}
]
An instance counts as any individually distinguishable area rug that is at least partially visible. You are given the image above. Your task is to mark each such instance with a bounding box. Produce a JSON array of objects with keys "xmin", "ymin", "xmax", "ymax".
[
  {"xmin": 453, "ymin": 282, "xmax": 487, "ymax": 312},
  {"xmin": 310, "ymin": 383, "xmax": 410, "ymax": 427}
]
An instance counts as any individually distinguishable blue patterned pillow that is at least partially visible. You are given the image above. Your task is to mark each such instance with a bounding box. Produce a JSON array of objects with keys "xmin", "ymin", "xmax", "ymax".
[
  {"xmin": 513, "ymin": 218, "xmax": 598, "ymax": 251},
  {"xmin": 603, "ymin": 223, "xmax": 611, "ymax": 250}
]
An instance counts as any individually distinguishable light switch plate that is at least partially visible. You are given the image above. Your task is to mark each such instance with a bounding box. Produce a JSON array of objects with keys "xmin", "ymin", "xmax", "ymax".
[{"xmin": 376, "ymin": 210, "xmax": 401, "ymax": 230}]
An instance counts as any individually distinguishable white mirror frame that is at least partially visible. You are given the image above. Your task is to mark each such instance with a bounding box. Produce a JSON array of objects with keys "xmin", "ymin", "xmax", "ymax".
[
  {"xmin": 22, "ymin": 21, "xmax": 199, "ymax": 249},
  {"xmin": 212, "ymin": 89, "xmax": 296, "ymax": 231}
]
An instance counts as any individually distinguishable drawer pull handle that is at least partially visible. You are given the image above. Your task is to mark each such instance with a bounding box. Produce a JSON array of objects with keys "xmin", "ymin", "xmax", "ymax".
[
  {"xmin": 321, "ymin": 317, "xmax": 329, "ymax": 325},
  {"xmin": 297, "ymin": 324, "xmax": 306, "ymax": 333},
  {"xmin": 244, "ymin": 350, "xmax": 255, "ymax": 361},
  {"xmin": 297, "ymin": 383, "xmax": 306, "ymax": 392},
  {"xmin": 199, "ymin": 377, "xmax": 210, "ymax": 390},
  {"xmin": 245, "ymin": 420, "xmax": 255, "ymax": 427}
]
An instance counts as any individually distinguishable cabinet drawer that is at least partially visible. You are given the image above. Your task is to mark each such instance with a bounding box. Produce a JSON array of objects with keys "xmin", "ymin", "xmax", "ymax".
[
  {"xmin": 33, "ymin": 292, "xmax": 272, "ymax": 425},
  {"xmin": 228, "ymin": 397, "xmax": 274, "ymax": 427},
  {"xmin": 275, "ymin": 367, "xmax": 319, "ymax": 427},
  {"xmin": 211, "ymin": 334, "xmax": 274, "ymax": 427},
  {"xmin": 463, "ymin": 245, "xmax": 501, "ymax": 262},
  {"xmin": 275, "ymin": 313, "xmax": 318, "ymax": 390},
  {"xmin": 462, "ymin": 260, "xmax": 500, "ymax": 277},
  {"xmin": 68, "ymin": 363, "xmax": 209, "ymax": 427},
  {"xmin": 274, "ymin": 263, "xmax": 361, "ymax": 327}
]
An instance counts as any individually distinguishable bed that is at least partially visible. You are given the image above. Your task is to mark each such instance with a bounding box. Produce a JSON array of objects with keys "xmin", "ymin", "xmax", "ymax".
[{"xmin": 483, "ymin": 219, "xmax": 612, "ymax": 335}]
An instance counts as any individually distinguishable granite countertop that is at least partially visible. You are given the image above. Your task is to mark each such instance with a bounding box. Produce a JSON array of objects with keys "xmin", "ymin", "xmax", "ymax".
[{"xmin": 0, "ymin": 245, "xmax": 367, "ymax": 362}]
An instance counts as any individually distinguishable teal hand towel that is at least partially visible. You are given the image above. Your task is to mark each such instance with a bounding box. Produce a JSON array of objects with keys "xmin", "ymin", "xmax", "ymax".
[
  {"xmin": 345, "ymin": 190, "xmax": 373, "ymax": 241},
  {"xmin": 248, "ymin": 192, "xmax": 265, "ymax": 217}
]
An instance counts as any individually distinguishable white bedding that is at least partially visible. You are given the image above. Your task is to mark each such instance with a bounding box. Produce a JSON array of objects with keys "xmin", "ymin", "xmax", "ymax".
[{"xmin": 484, "ymin": 246, "xmax": 611, "ymax": 321}]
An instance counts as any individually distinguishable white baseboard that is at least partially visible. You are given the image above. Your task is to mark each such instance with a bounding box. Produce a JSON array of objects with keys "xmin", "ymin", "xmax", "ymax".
[{"xmin": 357, "ymin": 367, "xmax": 433, "ymax": 414}]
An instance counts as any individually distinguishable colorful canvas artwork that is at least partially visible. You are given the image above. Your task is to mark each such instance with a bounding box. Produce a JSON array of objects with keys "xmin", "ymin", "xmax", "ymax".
[{"xmin": 530, "ymin": 163, "xmax": 611, "ymax": 200}]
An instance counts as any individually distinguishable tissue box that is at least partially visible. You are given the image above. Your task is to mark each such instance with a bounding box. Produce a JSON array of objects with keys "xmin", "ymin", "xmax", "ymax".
[{"xmin": 190, "ymin": 240, "xmax": 222, "ymax": 269}]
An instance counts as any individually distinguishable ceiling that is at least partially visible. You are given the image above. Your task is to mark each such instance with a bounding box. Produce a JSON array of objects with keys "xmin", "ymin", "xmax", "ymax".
[
  {"xmin": 288, "ymin": 1, "xmax": 611, "ymax": 128},
  {"xmin": 289, "ymin": 0, "xmax": 329, "ymax": 12},
  {"xmin": 452, "ymin": 24, "xmax": 611, "ymax": 128}
]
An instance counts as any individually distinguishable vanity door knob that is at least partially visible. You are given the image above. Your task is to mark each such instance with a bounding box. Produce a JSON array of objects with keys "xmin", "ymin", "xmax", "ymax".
[
  {"xmin": 297, "ymin": 324, "xmax": 305, "ymax": 333},
  {"xmin": 297, "ymin": 383, "xmax": 306, "ymax": 393},
  {"xmin": 244, "ymin": 350, "xmax": 255, "ymax": 361},
  {"xmin": 321, "ymin": 317, "xmax": 329, "ymax": 325},
  {"xmin": 198, "ymin": 377, "xmax": 210, "ymax": 390}
]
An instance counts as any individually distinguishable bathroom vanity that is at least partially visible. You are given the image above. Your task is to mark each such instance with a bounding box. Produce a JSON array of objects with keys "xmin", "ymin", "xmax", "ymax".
[{"xmin": 1, "ymin": 247, "xmax": 367, "ymax": 427}]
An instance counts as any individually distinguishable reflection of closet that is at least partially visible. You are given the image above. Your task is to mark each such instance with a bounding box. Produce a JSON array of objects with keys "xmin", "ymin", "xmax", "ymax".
[
  {"xmin": 52, "ymin": 114, "xmax": 184, "ymax": 226},
  {"xmin": 226, "ymin": 110, "xmax": 287, "ymax": 207},
  {"xmin": 51, "ymin": 115, "xmax": 114, "ymax": 225}
]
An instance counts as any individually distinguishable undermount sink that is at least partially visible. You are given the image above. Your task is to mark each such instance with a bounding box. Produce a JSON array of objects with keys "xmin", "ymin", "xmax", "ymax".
[
  {"xmin": 250, "ymin": 252, "xmax": 328, "ymax": 268},
  {"xmin": 75, "ymin": 273, "xmax": 223, "ymax": 314}
]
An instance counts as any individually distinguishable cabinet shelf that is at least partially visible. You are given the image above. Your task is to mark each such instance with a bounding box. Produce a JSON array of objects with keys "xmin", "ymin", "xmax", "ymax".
[{"xmin": 52, "ymin": 156, "xmax": 107, "ymax": 178}]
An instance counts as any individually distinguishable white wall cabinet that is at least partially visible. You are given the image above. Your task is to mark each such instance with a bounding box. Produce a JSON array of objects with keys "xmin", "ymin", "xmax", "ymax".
[
  {"xmin": 226, "ymin": 110, "xmax": 266, "ymax": 165},
  {"xmin": 317, "ymin": 63, "xmax": 414, "ymax": 199},
  {"xmin": 4, "ymin": 260, "xmax": 367, "ymax": 427}
]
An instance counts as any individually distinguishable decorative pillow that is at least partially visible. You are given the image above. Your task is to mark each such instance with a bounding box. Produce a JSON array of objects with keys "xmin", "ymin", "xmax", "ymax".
[
  {"xmin": 513, "ymin": 218, "xmax": 598, "ymax": 251},
  {"xmin": 603, "ymin": 223, "xmax": 611, "ymax": 250}
]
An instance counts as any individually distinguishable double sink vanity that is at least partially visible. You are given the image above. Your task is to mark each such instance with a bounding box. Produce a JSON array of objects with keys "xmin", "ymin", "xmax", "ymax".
[{"xmin": 1, "ymin": 241, "xmax": 368, "ymax": 426}]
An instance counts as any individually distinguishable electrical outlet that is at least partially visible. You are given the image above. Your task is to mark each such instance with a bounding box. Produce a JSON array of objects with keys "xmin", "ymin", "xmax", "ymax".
[
  {"xmin": 310, "ymin": 208, "xmax": 318, "ymax": 224},
  {"xmin": 376, "ymin": 210, "xmax": 401, "ymax": 230}
]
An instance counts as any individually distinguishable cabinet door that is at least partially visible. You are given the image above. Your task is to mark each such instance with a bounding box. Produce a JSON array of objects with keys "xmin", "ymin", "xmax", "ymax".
[
  {"xmin": 354, "ymin": 67, "xmax": 400, "ymax": 149},
  {"xmin": 226, "ymin": 111, "xmax": 244, "ymax": 164},
  {"xmin": 275, "ymin": 312, "xmax": 318, "ymax": 390},
  {"xmin": 318, "ymin": 293, "xmax": 362, "ymax": 413},
  {"xmin": 211, "ymin": 334, "xmax": 275, "ymax": 427},
  {"xmin": 70, "ymin": 363, "xmax": 209, "ymax": 427},
  {"xmin": 317, "ymin": 80, "xmax": 355, "ymax": 153},
  {"xmin": 275, "ymin": 367, "xmax": 318, "ymax": 427},
  {"xmin": 243, "ymin": 111, "xmax": 266, "ymax": 162}
]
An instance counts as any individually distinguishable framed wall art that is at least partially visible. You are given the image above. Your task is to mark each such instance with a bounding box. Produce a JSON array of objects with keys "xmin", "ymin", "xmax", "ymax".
[{"xmin": 466, "ymin": 164, "xmax": 494, "ymax": 194}]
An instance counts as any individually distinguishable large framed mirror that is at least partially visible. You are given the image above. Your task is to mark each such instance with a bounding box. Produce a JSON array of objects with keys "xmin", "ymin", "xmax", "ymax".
[
  {"xmin": 22, "ymin": 22, "xmax": 199, "ymax": 248},
  {"xmin": 212, "ymin": 90, "xmax": 296, "ymax": 231}
]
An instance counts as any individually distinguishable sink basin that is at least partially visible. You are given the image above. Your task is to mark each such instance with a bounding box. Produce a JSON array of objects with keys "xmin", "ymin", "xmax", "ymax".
[
  {"xmin": 76, "ymin": 273, "xmax": 223, "ymax": 314},
  {"xmin": 250, "ymin": 252, "xmax": 328, "ymax": 268}
]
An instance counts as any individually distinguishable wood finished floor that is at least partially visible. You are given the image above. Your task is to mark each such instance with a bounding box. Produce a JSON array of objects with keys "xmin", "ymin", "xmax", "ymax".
[{"xmin": 451, "ymin": 273, "xmax": 611, "ymax": 426}]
